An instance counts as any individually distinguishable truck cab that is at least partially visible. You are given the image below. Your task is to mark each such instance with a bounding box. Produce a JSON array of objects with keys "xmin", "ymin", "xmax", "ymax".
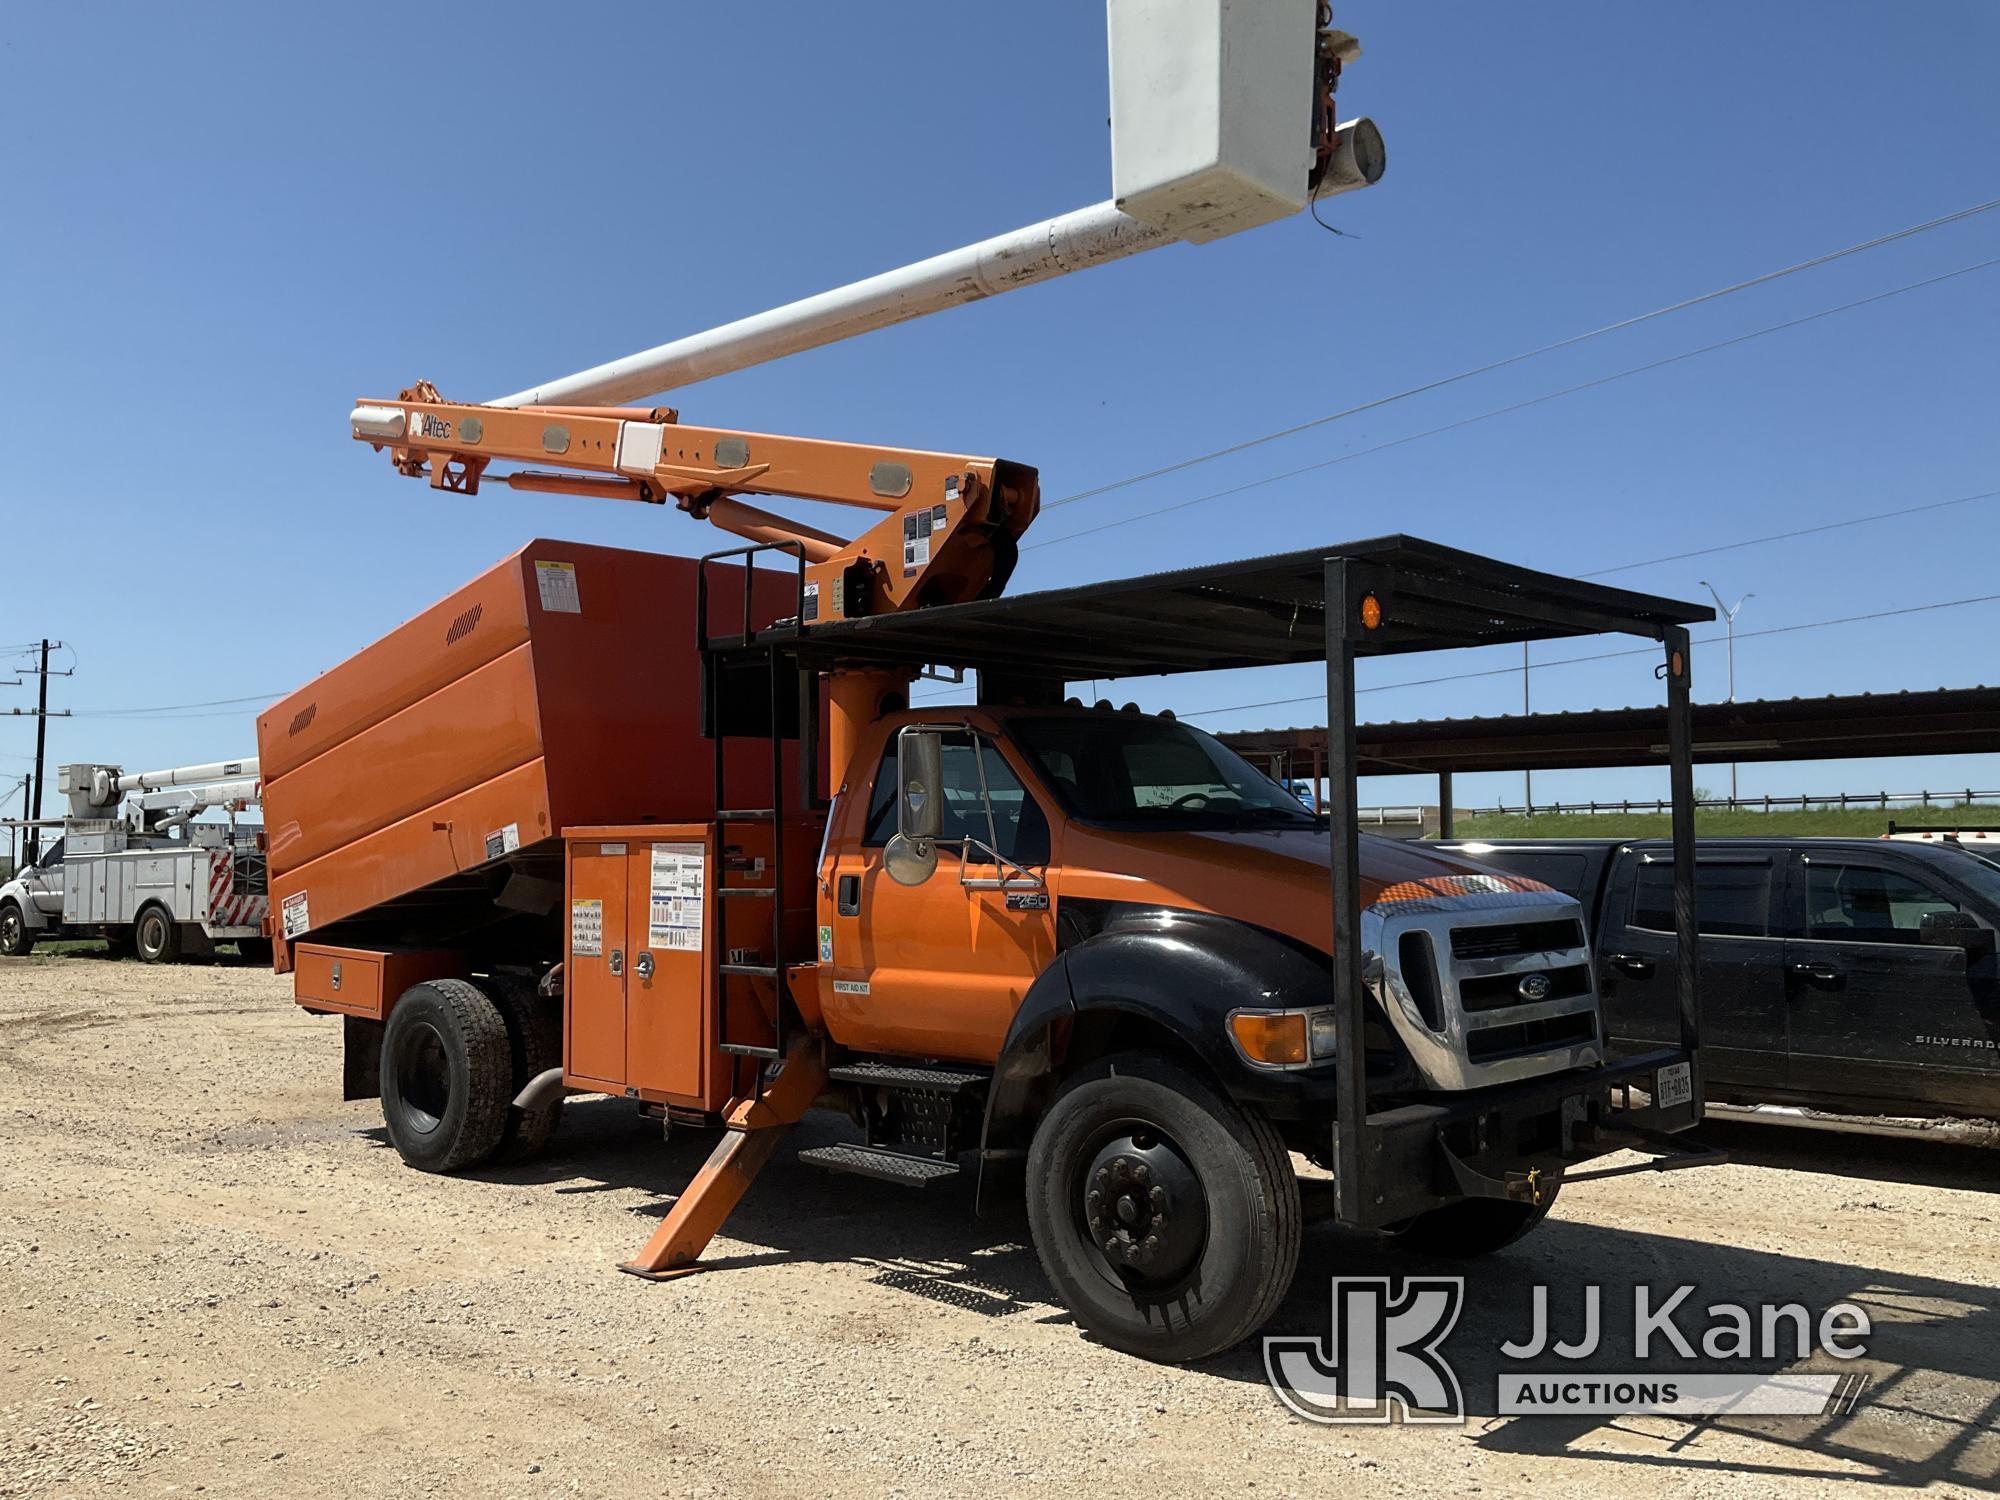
[
  {"xmin": 0, "ymin": 839, "xmax": 64, "ymax": 954},
  {"xmin": 820, "ymin": 704, "xmax": 1606, "ymax": 1097}
]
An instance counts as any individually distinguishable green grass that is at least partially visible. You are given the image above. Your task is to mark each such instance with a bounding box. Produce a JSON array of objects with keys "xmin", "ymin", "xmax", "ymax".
[{"xmin": 1450, "ymin": 802, "xmax": 2000, "ymax": 840}]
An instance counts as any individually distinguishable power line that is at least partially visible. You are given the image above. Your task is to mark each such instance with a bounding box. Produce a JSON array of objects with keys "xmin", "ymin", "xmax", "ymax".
[
  {"xmin": 1025, "ymin": 255, "xmax": 2000, "ymax": 552},
  {"xmin": 1177, "ymin": 589, "xmax": 2000, "ymax": 724},
  {"xmin": 1578, "ymin": 486, "xmax": 2000, "ymax": 579},
  {"xmin": 68, "ymin": 691, "xmax": 279, "ymax": 716},
  {"xmin": 1044, "ymin": 195, "xmax": 2000, "ymax": 513}
]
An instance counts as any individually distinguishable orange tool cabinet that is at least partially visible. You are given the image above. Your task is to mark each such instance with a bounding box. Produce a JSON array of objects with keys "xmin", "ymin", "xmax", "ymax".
[{"xmin": 564, "ymin": 824, "xmax": 726, "ymax": 1110}]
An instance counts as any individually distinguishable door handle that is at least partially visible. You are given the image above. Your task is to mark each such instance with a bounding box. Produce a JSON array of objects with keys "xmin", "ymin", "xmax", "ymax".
[
  {"xmin": 1604, "ymin": 952, "xmax": 1654, "ymax": 975},
  {"xmin": 1790, "ymin": 961, "xmax": 1842, "ymax": 985},
  {"xmin": 635, "ymin": 951, "xmax": 655, "ymax": 981},
  {"xmin": 608, "ymin": 948, "xmax": 624, "ymax": 977},
  {"xmin": 837, "ymin": 874, "xmax": 860, "ymax": 917}
]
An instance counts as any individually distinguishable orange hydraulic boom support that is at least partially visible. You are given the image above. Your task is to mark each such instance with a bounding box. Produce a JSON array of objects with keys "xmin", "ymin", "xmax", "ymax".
[{"xmin": 351, "ymin": 384, "xmax": 1039, "ymax": 621}]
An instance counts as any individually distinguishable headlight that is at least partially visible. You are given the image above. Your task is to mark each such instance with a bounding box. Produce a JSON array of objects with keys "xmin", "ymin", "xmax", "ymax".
[{"xmin": 1307, "ymin": 1008, "xmax": 1339, "ymax": 1060}]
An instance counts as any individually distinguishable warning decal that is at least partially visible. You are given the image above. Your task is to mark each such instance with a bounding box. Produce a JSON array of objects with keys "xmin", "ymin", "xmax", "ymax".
[
  {"xmin": 281, "ymin": 890, "xmax": 311, "ymax": 939},
  {"xmin": 648, "ymin": 842, "xmax": 706, "ymax": 952},
  {"xmin": 570, "ymin": 899, "xmax": 603, "ymax": 957},
  {"xmin": 534, "ymin": 559, "xmax": 582, "ymax": 614},
  {"xmin": 902, "ymin": 508, "xmax": 933, "ymax": 577},
  {"xmin": 483, "ymin": 822, "xmax": 522, "ymax": 861}
]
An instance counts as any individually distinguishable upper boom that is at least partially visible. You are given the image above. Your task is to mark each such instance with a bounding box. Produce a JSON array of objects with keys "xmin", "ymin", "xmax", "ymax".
[{"xmin": 350, "ymin": 387, "xmax": 1038, "ymax": 620}]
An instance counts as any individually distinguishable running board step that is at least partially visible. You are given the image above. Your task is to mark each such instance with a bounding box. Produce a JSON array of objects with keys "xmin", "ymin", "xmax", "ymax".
[
  {"xmin": 797, "ymin": 1143, "xmax": 961, "ymax": 1185},
  {"xmin": 826, "ymin": 1061, "xmax": 991, "ymax": 1093}
]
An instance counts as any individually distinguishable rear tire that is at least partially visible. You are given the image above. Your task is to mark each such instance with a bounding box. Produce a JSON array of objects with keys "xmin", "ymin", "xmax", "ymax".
[
  {"xmin": 491, "ymin": 978, "xmax": 564, "ymax": 1161},
  {"xmin": 380, "ymin": 979, "xmax": 511, "ymax": 1173},
  {"xmin": 0, "ymin": 903, "xmax": 33, "ymax": 957},
  {"xmin": 134, "ymin": 906, "xmax": 181, "ymax": 964},
  {"xmin": 1388, "ymin": 1184, "xmax": 1560, "ymax": 1257},
  {"xmin": 1025, "ymin": 1052, "xmax": 1301, "ymax": 1363}
]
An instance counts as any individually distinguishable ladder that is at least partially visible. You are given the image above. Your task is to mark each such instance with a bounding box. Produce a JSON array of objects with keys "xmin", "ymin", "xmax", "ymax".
[{"xmin": 695, "ymin": 542, "xmax": 822, "ymax": 1079}]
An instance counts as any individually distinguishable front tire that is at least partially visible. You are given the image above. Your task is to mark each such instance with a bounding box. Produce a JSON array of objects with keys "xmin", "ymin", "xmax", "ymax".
[
  {"xmin": 380, "ymin": 979, "xmax": 511, "ymax": 1173},
  {"xmin": 0, "ymin": 903, "xmax": 33, "ymax": 957},
  {"xmin": 134, "ymin": 906, "xmax": 181, "ymax": 964},
  {"xmin": 1388, "ymin": 1184, "xmax": 1560, "ymax": 1257},
  {"xmin": 1026, "ymin": 1052, "xmax": 1301, "ymax": 1363}
]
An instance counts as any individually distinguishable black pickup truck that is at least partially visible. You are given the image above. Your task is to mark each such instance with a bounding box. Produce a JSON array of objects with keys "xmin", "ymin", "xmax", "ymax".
[{"xmin": 1441, "ymin": 836, "xmax": 2000, "ymax": 1123}]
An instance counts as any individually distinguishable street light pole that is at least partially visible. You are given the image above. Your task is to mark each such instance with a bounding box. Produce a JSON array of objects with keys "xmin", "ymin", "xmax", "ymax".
[
  {"xmin": 1522, "ymin": 642, "xmax": 1532, "ymax": 815},
  {"xmin": 1701, "ymin": 582, "xmax": 1754, "ymax": 806}
]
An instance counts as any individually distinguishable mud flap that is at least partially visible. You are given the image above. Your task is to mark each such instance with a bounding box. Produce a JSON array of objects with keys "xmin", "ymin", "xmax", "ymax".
[{"xmin": 343, "ymin": 1015, "xmax": 384, "ymax": 1100}]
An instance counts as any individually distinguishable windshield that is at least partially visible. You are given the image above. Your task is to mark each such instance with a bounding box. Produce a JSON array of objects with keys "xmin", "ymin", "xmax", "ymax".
[{"xmin": 1011, "ymin": 714, "xmax": 1317, "ymax": 829}]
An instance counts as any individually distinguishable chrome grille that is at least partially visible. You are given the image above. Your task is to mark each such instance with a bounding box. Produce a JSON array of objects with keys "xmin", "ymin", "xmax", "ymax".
[{"xmin": 1365, "ymin": 892, "xmax": 1602, "ymax": 1091}]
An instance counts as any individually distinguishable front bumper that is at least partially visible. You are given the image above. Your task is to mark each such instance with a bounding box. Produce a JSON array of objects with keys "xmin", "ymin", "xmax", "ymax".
[{"xmin": 1335, "ymin": 1046, "xmax": 1707, "ymax": 1229}]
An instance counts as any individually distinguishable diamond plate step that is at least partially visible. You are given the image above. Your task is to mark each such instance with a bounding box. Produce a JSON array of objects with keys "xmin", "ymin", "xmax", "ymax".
[
  {"xmin": 797, "ymin": 1143, "xmax": 961, "ymax": 1185},
  {"xmin": 825, "ymin": 1061, "xmax": 991, "ymax": 1093}
]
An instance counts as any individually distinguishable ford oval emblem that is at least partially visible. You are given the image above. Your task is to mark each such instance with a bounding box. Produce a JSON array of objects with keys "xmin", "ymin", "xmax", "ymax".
[{"xmin": 1517, "ymin": 972, "xmax": 1552, "ymax": 1002}]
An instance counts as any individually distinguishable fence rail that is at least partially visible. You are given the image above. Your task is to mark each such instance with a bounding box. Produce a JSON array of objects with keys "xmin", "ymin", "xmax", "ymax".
[{"xmin": 1448, "ymin": 788, "xmax": 2000, "ymax": 819}]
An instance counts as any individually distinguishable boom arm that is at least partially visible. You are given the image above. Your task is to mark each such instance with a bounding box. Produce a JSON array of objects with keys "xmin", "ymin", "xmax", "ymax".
[{"xmin": 351, "ymin": 386, "xmax": 1038, "ymax": 620}]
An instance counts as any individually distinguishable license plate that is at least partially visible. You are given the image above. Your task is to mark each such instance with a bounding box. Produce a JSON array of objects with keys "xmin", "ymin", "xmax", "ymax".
[{"xmin": 1655, "ymin": 1061, "xmax": 1693, "ymax": 1110}]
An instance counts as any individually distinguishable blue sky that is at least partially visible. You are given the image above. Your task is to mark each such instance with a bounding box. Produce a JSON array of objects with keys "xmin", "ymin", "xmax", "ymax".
[{"xmin": 3, "ymin": 3, "xmax": 1997, "ymax": 815}]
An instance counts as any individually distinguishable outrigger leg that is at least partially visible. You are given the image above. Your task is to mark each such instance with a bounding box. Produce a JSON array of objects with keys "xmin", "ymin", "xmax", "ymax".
[{"xmin": 618, "ymin": 1032, "xmax": 828, "ymax": 1281}]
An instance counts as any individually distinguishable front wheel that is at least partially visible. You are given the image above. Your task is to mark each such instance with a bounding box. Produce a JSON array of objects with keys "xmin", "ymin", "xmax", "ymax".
[
  {"xmin": 1387, "ymin": 1184, "xmax": 1560, "ymax": 1257},
  {"xmin": 0, "ymin": 903, "xmax": 33, "ymax": 957},
  {"xmin": 134, "ymin": 906, "xmax": 181, "ymax": 964},
  {"xmin": 1025, "ymin": 1053, "xmax": 1301, "ymax": 1363}
]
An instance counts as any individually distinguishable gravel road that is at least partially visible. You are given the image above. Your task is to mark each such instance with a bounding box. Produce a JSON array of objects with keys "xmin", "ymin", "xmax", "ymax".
[{"xmin": 1, "ymin": 957, "xmax": 1994, "ymax": 1498}]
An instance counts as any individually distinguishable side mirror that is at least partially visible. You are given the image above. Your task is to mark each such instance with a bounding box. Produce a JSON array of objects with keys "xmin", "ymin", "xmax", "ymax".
[
  {"xmin": 1920, "ymin": 909, "xmax": 1993, "ymax": 957},
  {"xmin": 884, "ymin": 729, "xmax": 944, "ymax": 887}
]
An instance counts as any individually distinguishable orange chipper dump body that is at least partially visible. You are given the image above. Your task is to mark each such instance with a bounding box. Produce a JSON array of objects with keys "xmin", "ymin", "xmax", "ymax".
[{"xmin": 258, "ymin": 540, "xmax": 802, "ymax": 1113}]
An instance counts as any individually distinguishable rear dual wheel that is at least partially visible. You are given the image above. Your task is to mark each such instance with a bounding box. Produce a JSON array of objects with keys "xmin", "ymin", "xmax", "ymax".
[
  {"xmin": 135, "ymin": 906, "xmax": 181, "ymax": 964},
  {"xmin": 1026, "ymin": 1053, "xmax": 1301, "ymax": 1363},
  {"xmin": 381, "ymin": 979, "xmax": 512, "ymax": 1173},
  {"xmin": 380, "ymin": 976, "xmax": 563, "ymax": 1174}
]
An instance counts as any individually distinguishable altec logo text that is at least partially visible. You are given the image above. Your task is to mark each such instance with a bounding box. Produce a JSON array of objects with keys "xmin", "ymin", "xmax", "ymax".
[{"xmin": 1266, "ymin": 1277, "xmax": 1873, "ymax": 1424}]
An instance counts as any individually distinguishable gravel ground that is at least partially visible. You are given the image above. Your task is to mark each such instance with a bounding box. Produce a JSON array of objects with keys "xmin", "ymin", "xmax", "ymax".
[{"xmin": 0, "ymin": 956, "xmax": 1994, "ymax": 1498}]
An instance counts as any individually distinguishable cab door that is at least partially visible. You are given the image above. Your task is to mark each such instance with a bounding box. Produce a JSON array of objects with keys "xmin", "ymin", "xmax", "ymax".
[
  {"xmin": 1595, "ymin": 849, "xmax": 1790, "ymax": 1094},
  {"xmin": 825, "ymin": 729, "xmax": 1057, "ymax": 1063},
  {"xmin": 1785, "ymin": 852, "xmax": 2000, "ymax": 1114},
  {"xmin": 27, "ymin": 839, "xmax": 65, "ymax": 919}
]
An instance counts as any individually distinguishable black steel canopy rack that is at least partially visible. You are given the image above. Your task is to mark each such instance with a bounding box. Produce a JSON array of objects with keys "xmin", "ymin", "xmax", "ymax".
[{"xmin": 706, "ymin": 534, "xmax": 1716, "ymax": 1225}]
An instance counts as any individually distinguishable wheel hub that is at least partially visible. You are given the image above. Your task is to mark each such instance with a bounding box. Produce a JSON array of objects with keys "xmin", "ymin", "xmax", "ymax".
[
  {"xmin": 1083, "ymin": 1131, "xmax": 1206, "ymax": 1285},
  {"xmin": 394, "ymin": 1022, "xmax": 452, "ymax": 1135}
]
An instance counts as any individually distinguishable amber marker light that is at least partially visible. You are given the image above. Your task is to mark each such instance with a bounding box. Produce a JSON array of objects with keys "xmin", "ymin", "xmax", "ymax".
[
  {"xmin": 1360, "ymin": 594, "xmax": 1384, "ymax": 630},
  {"xmin": 1228, "ymin": 1010, "xmax": 1310, "ymax": 1067}
]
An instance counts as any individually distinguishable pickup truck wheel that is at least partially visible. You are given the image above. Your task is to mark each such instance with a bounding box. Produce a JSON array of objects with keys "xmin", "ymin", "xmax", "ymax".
[
  {"xmin": 0, "ymin": 903, "xmax": 33, "ymax": 957},
  {"xmin": 1026, "ymin": 1052, "xmax": 1300, "ymax": 1363},
  {"xmin": 1389, "ymin": 1184, "xmax": 1560, "ymax": 1257},
  {"xmin": 135, "ymin": 906, "xmax": 181, "ymax": 964},
  {"xmin": 380, "ymin": 979, "xmax": 511, "ymax": 1173},
  {"xmin": 491, "ymin": 979, "xmax": 564, "ymax": 1162}
]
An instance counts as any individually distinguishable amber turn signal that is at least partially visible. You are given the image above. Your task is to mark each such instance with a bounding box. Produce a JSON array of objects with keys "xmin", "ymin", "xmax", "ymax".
[{"xmin": 1229, "ymin": 1010, "xmax": 1309, "ymax": 1066}]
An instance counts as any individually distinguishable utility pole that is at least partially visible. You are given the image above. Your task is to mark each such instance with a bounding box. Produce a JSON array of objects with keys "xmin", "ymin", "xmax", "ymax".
[
  {"xmin": 8, "ymin": 640, "xmax": 72, "ymax": 865},
  {"xmin": 1700, "ymin": 584, "xmax": 1753, "ymax": 805},
  {"xmin": 31, "ymin": 640, "xmax": 49, "ymax": 857}
]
